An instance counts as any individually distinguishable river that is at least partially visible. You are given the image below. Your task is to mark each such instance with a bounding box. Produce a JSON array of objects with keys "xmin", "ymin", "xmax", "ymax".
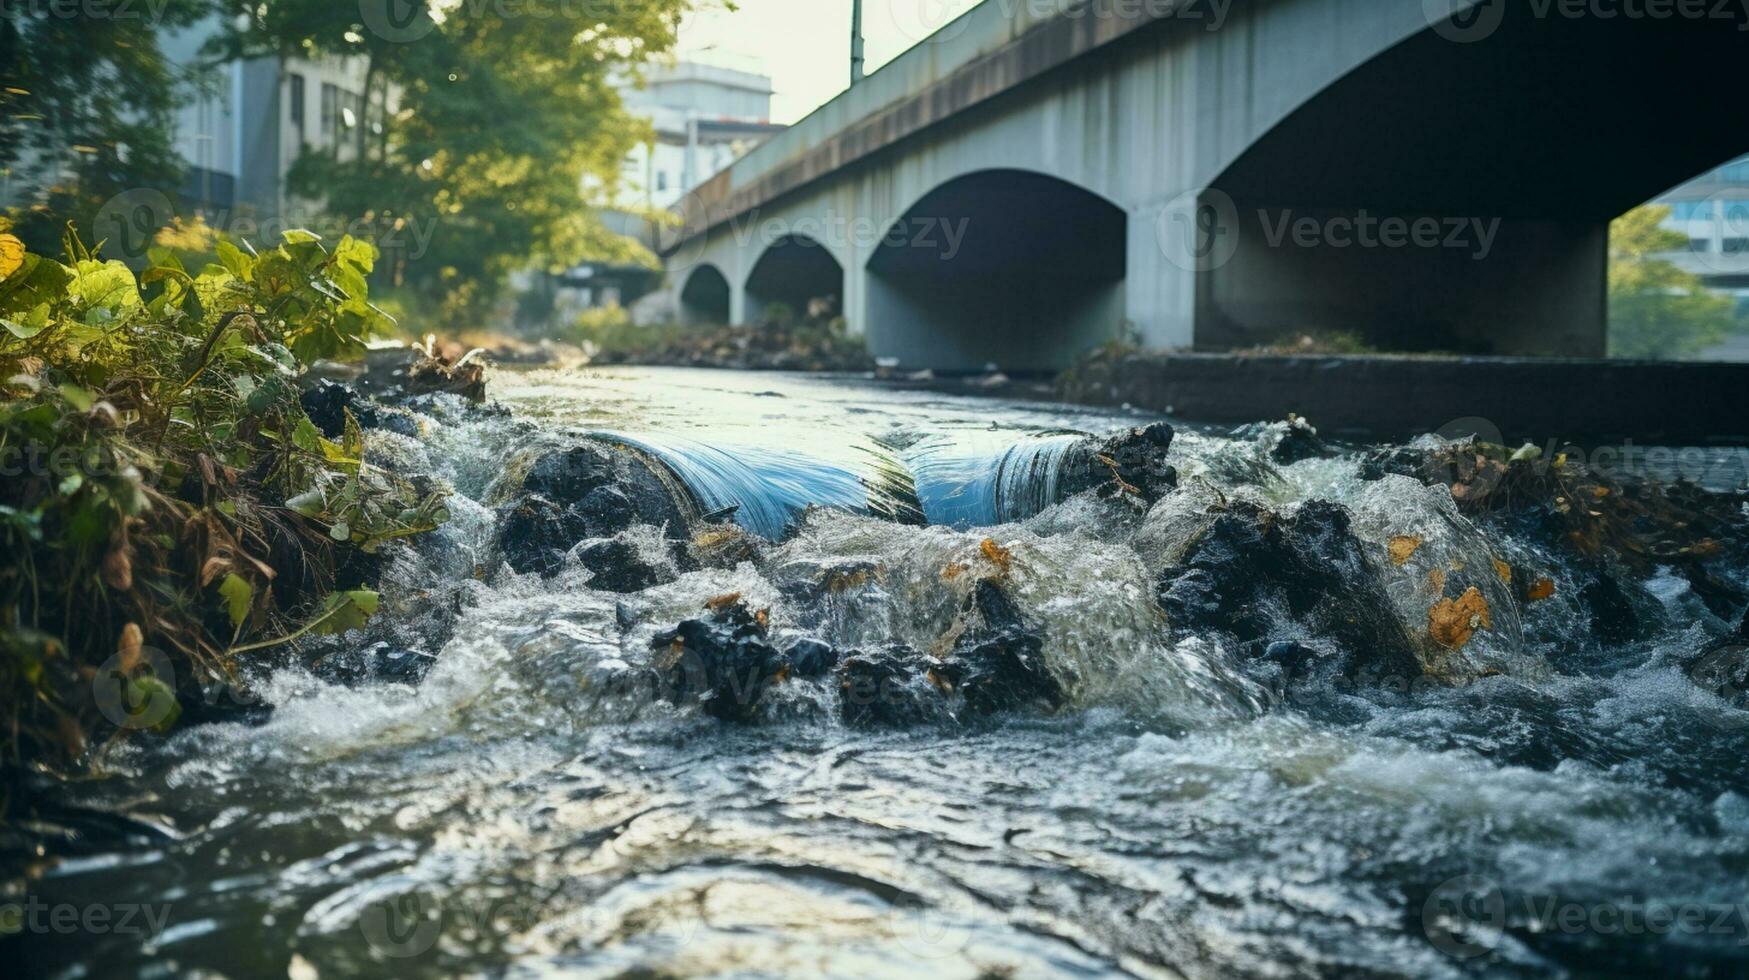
[{"xmin": 15, "ymin": 366, "xmax": 1749, "ymax": 978}]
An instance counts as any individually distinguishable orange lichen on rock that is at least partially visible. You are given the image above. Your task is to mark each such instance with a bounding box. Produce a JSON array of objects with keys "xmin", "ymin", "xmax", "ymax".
[
  {"xmin": 979, "ymin": 538, "xmax": 1014, "ymax": 575},
  {"xmin": 1527, "ymin": 578, "xmax": 1556, "ymax": 602},
  {"xmin": 1388, "ymin": 535, "xmax": 1423, "ymax": 566},
  {"xmin": 1429, "ymin": 587, "xmax": 1492, "ymax": 650}
]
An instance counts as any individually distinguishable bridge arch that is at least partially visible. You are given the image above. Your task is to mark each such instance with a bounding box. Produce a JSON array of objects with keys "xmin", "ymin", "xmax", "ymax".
[
  {"xmin": 1200, "ymin": 3, "xmax": 1749, "ymax": 354},
  {"xmin": 864, "ymin": 169, "xmax": 1127, "ymax": 373},
  {"xmin": 744, "ymin": 235, "xmax": 844, "ymax": 324},
  {"xmin": 678, "ymin": 264, "xmax": 731, "ymax": 325}
]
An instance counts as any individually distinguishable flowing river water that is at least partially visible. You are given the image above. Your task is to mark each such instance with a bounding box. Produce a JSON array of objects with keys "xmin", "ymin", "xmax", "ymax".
[{"xmin": 15, "ymin": 366, "xmax": 1749, "ymax": 978}]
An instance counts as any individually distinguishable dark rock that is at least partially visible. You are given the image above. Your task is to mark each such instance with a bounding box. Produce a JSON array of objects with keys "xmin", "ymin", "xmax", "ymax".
[
  {"xmin": 300, "ymin": 379, "xmax": 419, "ymax": 438},
  {"xmin": 1688, "ymin": 643, "xmax": 1749, "ymax": 708},
  {"xmin": 1058, "ymin": 422, "xmax": 1179, "ymax": 505},
  {"xmin": 1687, "ymin": 612, "xmax": 1749, "ymax": 708},
  {"xmin": 782, "ymin": 638, "xmax": 840, "ymax": 678},
  {"xmin": 1269, "ymin": 416, "xmax": 1333, "ymax": 465},
  {"xmin": 311, "ymin": 642, "xmax": 437, "ymax": 686},
  {"xmin": 497, "ymin": 494, "xmax": 588, "ymax": 576},
  {"xmin": 1576, "ymin": 570, "xmax": 1656, "ymax": 645},
  {"xmin": 1357, "ymin": 446, "xmax": 1425, "ymax": 482},
  {"xmin": 652, "ymin": 601, "xmax": 786, "ymax": 723},
  {"xmin": 574, "ymin": 537, "xmax": 676, "ymax": 593},
  {"xmin": 837, "ymin": 644, "xmax": 947, "ymax": 727},
  {"xmin": 934, "ymin": 580, "xmax": 1062, "ymax": 717},
  {"xmin": 1156, "ymin": 498, "xmax": 1422, "ymax": 684},
  {"xmin": 497, "ymin": 442, "xmax": 691, "ymax": 576}
]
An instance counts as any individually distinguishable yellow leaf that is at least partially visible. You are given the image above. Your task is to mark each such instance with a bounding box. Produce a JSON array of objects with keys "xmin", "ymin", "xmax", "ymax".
[
  {"xmin": 1527, "ymin": 579, "xmax": 1556, "ymax": 602},
  {"xmin": 1388, "ymin": 535, "xmax": 1422, "ymax": 566},
  {"xmin": 1492, "ymin": 558, "xmax": 1512, "ymax": 584},
  {"xmin": 0, "ymin": 233, "xmax": 23, "ymax": 280}
]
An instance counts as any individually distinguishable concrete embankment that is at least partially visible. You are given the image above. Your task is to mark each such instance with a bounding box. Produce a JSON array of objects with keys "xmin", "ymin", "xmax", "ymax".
[{"xmin": 1055, "ymin": 351, "xmax": 1749, "ymax": 445}]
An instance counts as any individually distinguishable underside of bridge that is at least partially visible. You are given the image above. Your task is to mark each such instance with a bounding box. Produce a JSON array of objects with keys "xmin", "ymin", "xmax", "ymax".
[
  {"xmin": 679, "ymin": 264, "xmax": 731, "ymax": 325},
  {"xmin": 1203, "ymin": 4, "xmax": 1749, "ymax": 355},
  {"xmin": 744, "ymin": 236, "xmax": 844, "ymax": 323},
  {"xmin": 865, "ymin": 170, "xmax": 1126, "ymax": 373}
]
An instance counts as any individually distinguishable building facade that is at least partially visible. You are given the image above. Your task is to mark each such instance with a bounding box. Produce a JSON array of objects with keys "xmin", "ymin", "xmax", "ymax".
[{"xmin": 560, "ymin": 59, "xmax": 782, "ymax": 316}]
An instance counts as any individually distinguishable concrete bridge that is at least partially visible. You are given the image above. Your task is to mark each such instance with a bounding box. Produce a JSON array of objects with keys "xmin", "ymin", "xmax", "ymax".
[{"xmin": 661, "ymin": 0, "xmax": 1749, "ymax": 372}]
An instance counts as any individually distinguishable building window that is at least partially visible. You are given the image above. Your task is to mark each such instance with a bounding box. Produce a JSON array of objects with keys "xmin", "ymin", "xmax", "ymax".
[
  {"xmin": 1687, "ymin": 238, "xmax": 1711, "ymax": 253},
  {"xmin": 321, "ymin": 82, "xmax": 340, "ymax": 144},
  {"xmin": 1719, "ymin": 159, "xmax": 1749, "ymax": 183},
  {"xmin": 289, "ymin": 74, "xmax": 305, "ymax": 128},
  {"xmin": 1668, "ymin": 200, "xmax": 1710, "ymax": 221},
  {"xmin": 655, "ymin": 170, "xmax": 667, "ymax": 191},
  {"xmin": 1723, "ymin": 238, "xmax": 1749, "ymax": 255}
]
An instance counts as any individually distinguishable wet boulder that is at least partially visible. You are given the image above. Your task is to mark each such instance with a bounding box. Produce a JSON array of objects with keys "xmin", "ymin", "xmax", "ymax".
[
  {"xmin": 497, "ymin": 442, "xmax": 690, "ymax": 576},
  {"xmin": 782, "ymin": 637, "xmax": 841, "ymax": 678},
  {"xmin": 837, "ymin": 644, "xmax": 949, "ymax": 727},
  {"xmin": 652, "ymin": 599, "xmax": 787, "ymax": 722},
  {"xmin": 935, "ymin": 580, "xmax": 1062, "ymax": 717},
  {"xmin": 1687, "ymin": 613, "xmax": 1749, "ymax": 708},
  {"xmin": 1156, "ymin": 498, "xmax": 1422, "ymax": 685},
  {"xmin": 1056, "ymin": 422, "xmax": 1178, "ymax": 505},
  {"xmin": 573, "ymin": 536, "xmax": 682, "ymax": 593},
  {"xmin": 1267, "ymin": 415, "xmax": 1334, "ymax": 465},
  {"xmin": 311, "ymin": 642, "xmax": 437, "ymax": 686},
  {"xmin": 300, "ymin": 379, "xmax": 420, "ymax": 439}
]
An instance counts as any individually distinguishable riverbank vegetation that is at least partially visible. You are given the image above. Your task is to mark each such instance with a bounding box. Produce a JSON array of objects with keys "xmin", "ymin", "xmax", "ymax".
[
  {"xmin": 0, "ymin": 220, "xmax": 446, "ymax": 778},
  {"xmin": 565, "ymin": 303, "xmax": 873, "ymax": 372}
]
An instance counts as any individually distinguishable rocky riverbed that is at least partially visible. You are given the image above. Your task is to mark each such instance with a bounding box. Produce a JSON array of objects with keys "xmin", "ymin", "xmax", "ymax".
[{"xmin": 11, "ymin": 364, "xmax": 1749, "ymax": 978}]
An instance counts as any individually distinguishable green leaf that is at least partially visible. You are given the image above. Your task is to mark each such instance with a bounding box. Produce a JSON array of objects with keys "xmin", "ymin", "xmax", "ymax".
[
  {"xmin": 329, "ymin": 520, "xmax": 351, "ymax": 542},
  {"xmin": 286, "ymin": 488, "xmax": 326, "ymax": 517},
  {"xmin": 215, "ymin": 239, "xmax": 254, "ymax": 282},
  {"xmin": 57, "ymin": 383, "xmax": 95, "ymax": 412},
  {"xmin": 0, "ymin": 255, "xmax": 73, "ymax": 317},
  {"xmin": 219, "ymin": 573, "xmax": 254, "ymax": 629},
  {"xmin": 2, "ymin": 304, "xmax": 49, "ymax": 339},
  {"xmin": 68, "ymin": 259, "xmax": 142, "ymax": 313},
  {"xmin": 291, "ymin": 415, "xmax": 323, "ymax": 453},
  {"xmin": 310, "ymin": 589, "xmax": 379, "ymax": 636},
  {"xmin": 282, "ymin": 229, "xmax": 323, "ymax": 245}
]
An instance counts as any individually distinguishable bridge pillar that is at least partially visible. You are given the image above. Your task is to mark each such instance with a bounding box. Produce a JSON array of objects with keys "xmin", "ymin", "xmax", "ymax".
[
  {"xmin": 728, "ymin": 276, "xmax": 749, "ymax": 326},
  {"xmin": 1125, "ymin": 199, "xmax": 1198, "ymax": 350}
]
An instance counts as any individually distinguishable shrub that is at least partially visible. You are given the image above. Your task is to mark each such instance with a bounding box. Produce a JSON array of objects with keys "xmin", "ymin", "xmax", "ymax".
[{"xmin": 0, "ymin": 219, "xmax": 446, "ymax": 770}]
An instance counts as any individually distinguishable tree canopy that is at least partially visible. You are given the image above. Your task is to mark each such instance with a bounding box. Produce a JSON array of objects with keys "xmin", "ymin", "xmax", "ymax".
[
  {"xmin": 210, "ymin": 0, "xmax": 698, "ymax": 324},
  {"xmin": 1607, "ymin": 204, "xmax": 1738, "ymax": 360},
  {"xmin": 1, "ymin": 1, "xmax": 213, "ymax": 253}
]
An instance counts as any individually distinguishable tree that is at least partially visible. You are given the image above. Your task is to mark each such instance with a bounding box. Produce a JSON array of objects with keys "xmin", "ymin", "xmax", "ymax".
[
  {"xmin": 0, "ymin": 2, "xmax": 215, "ymax": 254},
  {"xmin": 211, "ymin": 0, "xmax": 699, "ymax": 325},
  {"xmin": 1607, "ymin": 204, "xmax": 1737, "ymax": 360}
]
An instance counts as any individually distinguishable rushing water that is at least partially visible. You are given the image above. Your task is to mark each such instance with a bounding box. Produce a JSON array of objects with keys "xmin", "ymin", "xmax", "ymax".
[{"xmin": 14, "ymin": 366, "xmax": 1749, "ymax": 978}]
